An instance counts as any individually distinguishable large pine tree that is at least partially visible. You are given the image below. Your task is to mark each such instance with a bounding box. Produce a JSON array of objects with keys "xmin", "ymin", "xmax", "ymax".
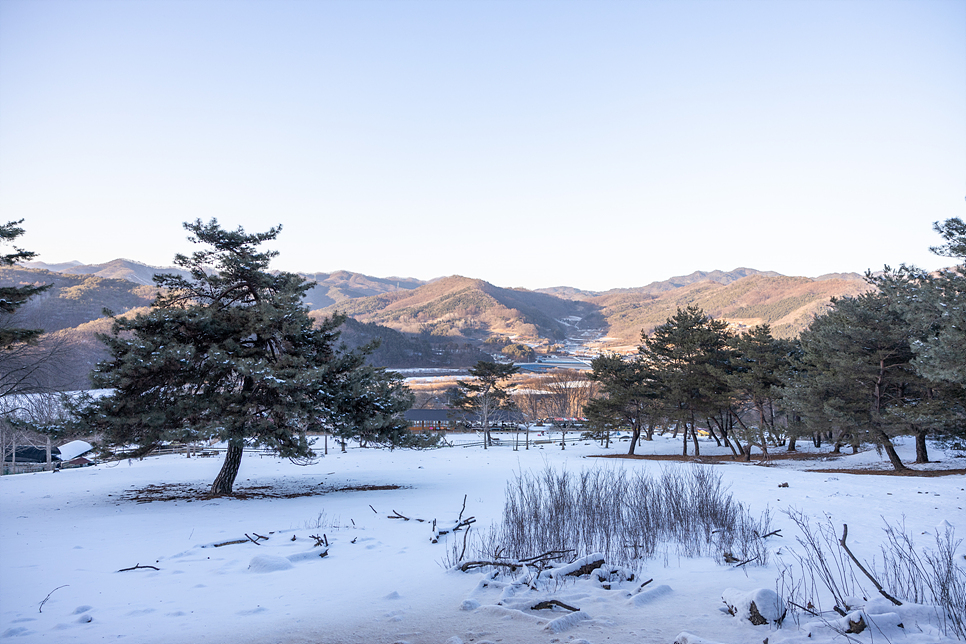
[{"xmin": 81, "ymin": 219, "xmax": 412, "ymax": 495}]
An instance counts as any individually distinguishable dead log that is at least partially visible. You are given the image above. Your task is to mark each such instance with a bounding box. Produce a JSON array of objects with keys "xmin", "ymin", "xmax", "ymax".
[
  {"xmin": 460, "ymin": 560, "xmax": 521, "ymax": 573},
  {"xmin": 565, "ymin": 557, "xmax": 605, "ymax": 577}
]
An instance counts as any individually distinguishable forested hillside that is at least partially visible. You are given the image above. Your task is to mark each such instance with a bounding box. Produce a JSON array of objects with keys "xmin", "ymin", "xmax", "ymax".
[
  {"xmin": 593, "ymin": 273, "xmax": 871, "ymax": 344},
  {"xmin": 298, "ymin": 270, "xmax": 424, "ymax": 310},
  {"xmin": 314, "ymin": 276, "xmax": 599, "ymax": 341},
  {"xmin": 3, "ymin": 260, "xmax": 876, "ymax": 367},
  {"xmin": 26, "ymin": 258, "xmax": 192, "ymax": 286},
  {"xmin": 0, "ymin": 267, "xmax": 155, "ymax": 332}
]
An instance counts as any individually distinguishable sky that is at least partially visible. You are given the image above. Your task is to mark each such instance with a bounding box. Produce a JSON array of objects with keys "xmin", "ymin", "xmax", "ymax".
[{"xmin": 0, "ymin": 0, "xmax": 963, "ymax": 292}]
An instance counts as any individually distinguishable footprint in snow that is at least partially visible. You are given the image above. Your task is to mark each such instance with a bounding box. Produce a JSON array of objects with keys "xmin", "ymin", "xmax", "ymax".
[
  {"xmin": 237, "ymin": 607, "xmax": 268, "ymax": 615},
  {"xmin": 72, "ymin": 606, "xmax": 92, "ymax": 615}
]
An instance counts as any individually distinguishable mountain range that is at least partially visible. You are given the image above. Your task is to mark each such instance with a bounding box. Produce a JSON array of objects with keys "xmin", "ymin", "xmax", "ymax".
[{"xmin": 5, "ymin": 259, "xmax": 871, "ymax": 374}]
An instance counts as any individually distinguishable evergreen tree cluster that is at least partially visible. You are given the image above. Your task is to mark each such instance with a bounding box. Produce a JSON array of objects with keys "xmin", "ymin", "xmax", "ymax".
[{"xmin": 587, "ymin": 218, "xmax": 966, "ymax": 469}]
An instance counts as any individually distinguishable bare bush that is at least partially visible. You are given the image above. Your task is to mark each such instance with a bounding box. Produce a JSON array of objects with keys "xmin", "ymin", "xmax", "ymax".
[
  {"xmin": 487, "ymin": 464, "xmax": 771, "ymax": 568},
  {"xmin": 876, "ymin": 521, "xmax": 966, "ymax": 639},
  {"xmin": 779, "ymin": 512, "xmax": 966, "ymax": 639}
]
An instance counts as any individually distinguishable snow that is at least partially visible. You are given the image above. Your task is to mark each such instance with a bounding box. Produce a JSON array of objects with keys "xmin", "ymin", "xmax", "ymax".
[
  {"xmin": 721, "ymin": 587, "xmax": 785, "ymax": 624},
  {"xmin": 55, "ymin": 441, "xmax": 93, "ymax": 462},
  {"xmin": 1, "ymin": 432, "xmax": 963, "ymax": 643}
]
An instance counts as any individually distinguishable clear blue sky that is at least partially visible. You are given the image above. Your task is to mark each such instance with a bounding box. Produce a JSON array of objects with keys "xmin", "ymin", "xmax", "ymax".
[{"xmin": 1, "ymin": 0, "xmax": 963, "ymax": 291}]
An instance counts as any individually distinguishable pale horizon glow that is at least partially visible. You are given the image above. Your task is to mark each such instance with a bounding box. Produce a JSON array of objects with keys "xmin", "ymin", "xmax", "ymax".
[{"xmin": 1, "ymin": 0, "xmax": 963, "ymax": 291}]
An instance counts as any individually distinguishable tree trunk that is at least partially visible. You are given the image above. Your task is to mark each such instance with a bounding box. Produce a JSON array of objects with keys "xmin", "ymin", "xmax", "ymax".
[
  {"xmin": 628, "ymin": 426, "xmax": 641, "ymax": 455},
  {"xmin": 705, "ymin": 418, "xmax": 722, "ymax": 446},
  {"xmin": 874, "ymin": 427, "xmax": 906, "ymax": 471},
  {"xmin": 211, "ymin": 442, "xmax": 244, "ymax": 495},
  {"xmin": 914, "ymin": 428, "xmax": 929, "ymax": 464},
  {"xmin": 714, "ymin": 415, "xmax": 741, "ymax": 458}
]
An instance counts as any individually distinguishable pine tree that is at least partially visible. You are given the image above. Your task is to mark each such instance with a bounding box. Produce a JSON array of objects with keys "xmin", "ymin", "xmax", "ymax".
[
  {"xmin": 0, "ymin": 220, "xmax": 50, "ymax": 348},
  {"xmin": 727, "ymin": 324, "xmax": 793, "ymax": 455},
  {"xmin": 79, "ymin": 219, "xmax": 412, "ymax": 495},
  {"xmin": 641, "ymin": 306, "xmax": 733, "ymax": 456},
  {"xmin": 794, "ymin": 291, "xmax": 925, "ymax": 470},
  {"xmin": 585, "ymin": 353, "xmax": 662, "ymax": 455},
  {"xmin": 451, "ymin": 360, "xmax": 518, "ymax": 448}
]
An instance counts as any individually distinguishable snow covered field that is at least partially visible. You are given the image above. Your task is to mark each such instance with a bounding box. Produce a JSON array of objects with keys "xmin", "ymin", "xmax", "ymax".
[{"xmin": 1, "ymin": 432, "xmax": 963, "ymax": 644}]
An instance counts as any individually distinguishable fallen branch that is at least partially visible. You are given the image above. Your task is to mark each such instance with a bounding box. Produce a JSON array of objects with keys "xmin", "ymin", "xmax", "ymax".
[
  {"xmin": 39, "ymin": 585, "xmax": 68, "ymax": 613},
  {"xmin": 116, "ymin": 563, "xmax": 160, "ymax": 572},
  {"xmin": 369, "ymin": 504, "xmax": 377, "ymax": 514},
  {"xmin": 437, "ymin": 516, "xmax": 476, "ymax": 536},
  {"xmin": 759, "ymin": 529, "xmax": 783, "ymax": 539},
  {"xmin": 213, "ymin": 539, "xmax": 248, "ymax": 547},
  {"xmin": 244, "ymin": 533, "xmax": 262, "ymax": 546},
  {"xmin": 531, "ymin": 599, "xmax": 579, "ymax": 612},
  {"xmin": 460, "ymin": 559, "xmax": 523, "ymax": 573},
  {"xmin": 252, "ymin": 532, "xmax": 269, "ymax": 541},
  {"xmin": 839, "ymin": 524, "xmax": 902, "ymax": 606},
  {"xmin": 388, "ymin": 510, "xmax": 409, "ymax": 520},
  {"xmin": 309, "ymin": 534, "xmax": 326, "ymax": 547}
]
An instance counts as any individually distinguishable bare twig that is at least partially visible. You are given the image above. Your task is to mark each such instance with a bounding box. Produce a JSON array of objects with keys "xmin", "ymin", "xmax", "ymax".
[
  {"xmin": 735, "ymin": 555, "xmax": 761, "ymax": 567},
  {"xmin": 520, "ymin": 549, "xmax": 573, "ymax": 564},
  {"xmin": 244, "ymin": 533, "xmax": 262, "ymax": 546},
  {"xmin": 458, "ymin": 494, "xmax": 467, "ymax": 523},
  {"xmin": 116, "ymin": 563, "xmax": 160, "ymax": 572},
  {"xmin": 388, "ymin": 510, "xmax": 409, "ymax": 520},
  {"xmin": 369, "ymin": 504, "xmax": 377, "ymax": 514},
  {"xmin": 459, "ymin": 524, "xmax": 471, "ymax": 563},
  {"xmin": 213, "ymin": 539, "xmax": 247, "ymax": 547},
  {"xmin": 38, "ymin": 585, "xmax": 68, "ymax": 613},
  {"xmin": 787, "ymin": 601, "xmax": 821, "ymax": 617},
  {"xmin": 839, "ymin": 524, "xmax": 903, "ymax": 606}
]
